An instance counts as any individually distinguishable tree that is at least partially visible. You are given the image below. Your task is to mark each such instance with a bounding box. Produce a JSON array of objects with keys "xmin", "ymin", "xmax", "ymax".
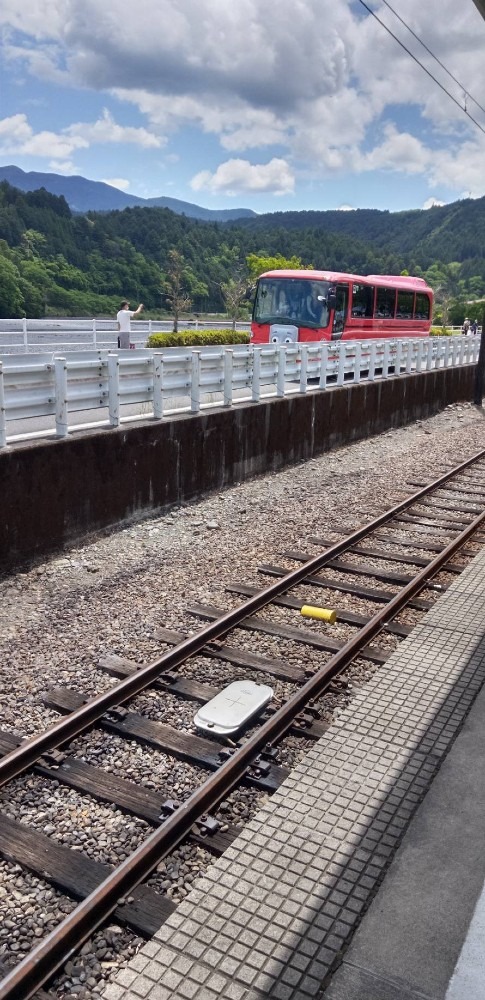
[
  {"xmin": 221, "ymin": 275, "xmax": 249, "ymax": 330},
  {"xmin": 0, "ymin": 252, "xmax": 24, "ymax": 316},
  {"xmin": 16, "ymin": 258, "xmax": 52, "ymax": 317},
  {"xmin": 20, "ymin": 229, "xmax": 47, "ymax": 259},
  {"xmin": 18, "ymin": 276, "xmax": 46, "ymax": 318},
  {"xmin": 246, "ymin": 252, "xmax": 313, "ymax": 283},
  {"xmin": 426, "ymin": 262, "xmax": 463, "ymax": 327},
  {"xmin": 162, "ymin": 249, "xmax": 193, "ymax": 332}
]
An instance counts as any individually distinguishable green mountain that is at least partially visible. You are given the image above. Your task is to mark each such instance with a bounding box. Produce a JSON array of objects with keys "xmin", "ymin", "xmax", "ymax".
[
  {"xmin": 237, "ymin": 199, "xmax": 485, "ymax": 267},
  {"xmin": 0, "ymin": 176, "xmax": 484, "ymax": 320},
  {"xmin": 0, "ymin": 165, "xmax": 256, "ymax": 221}
]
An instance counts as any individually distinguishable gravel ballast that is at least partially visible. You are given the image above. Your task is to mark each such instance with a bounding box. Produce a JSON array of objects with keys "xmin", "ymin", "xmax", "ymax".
[{"xmin": 0, "ymin": 400, "xmax": 484, "ymax": 996}]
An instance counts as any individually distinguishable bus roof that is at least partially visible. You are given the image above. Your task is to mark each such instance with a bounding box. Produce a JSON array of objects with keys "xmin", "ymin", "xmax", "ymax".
[{"xmin": 259, "ymin": 269, "xmax": 432, "ymax": 292}]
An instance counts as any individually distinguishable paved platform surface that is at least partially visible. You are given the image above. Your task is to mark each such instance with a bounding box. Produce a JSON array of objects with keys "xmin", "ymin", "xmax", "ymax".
[{"xmin": 103, "ymin": 544, "xmax": 485, "ymax": 1000}]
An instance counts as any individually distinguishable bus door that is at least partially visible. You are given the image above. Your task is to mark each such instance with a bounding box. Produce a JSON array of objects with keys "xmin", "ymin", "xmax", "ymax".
[{"xmin": 331, "ymin": 284, "xmax": 349, "ymax": 340}]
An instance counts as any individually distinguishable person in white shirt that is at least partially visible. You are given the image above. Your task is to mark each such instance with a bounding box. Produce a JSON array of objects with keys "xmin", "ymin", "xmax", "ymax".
[{"xmin": 116, "ymin": 300, "xmax": 144, "ymax": 348}]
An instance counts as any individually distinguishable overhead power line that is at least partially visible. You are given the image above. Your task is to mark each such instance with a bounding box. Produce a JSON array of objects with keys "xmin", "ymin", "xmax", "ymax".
[
  {"xmin": 357, "ymin": 0, "xmax": 485, "ymax": 137},
  {"xmin": 379, "ymin": 0, "xmax": 485, "ymax": 118}
]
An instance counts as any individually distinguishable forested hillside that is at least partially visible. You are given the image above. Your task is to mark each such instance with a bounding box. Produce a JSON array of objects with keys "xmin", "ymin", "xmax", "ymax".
[
  {"xmin": 0, "ymin": 179, "xmax": 484, "ymax": 320},
  {"xmin": 0, "ymin": 165, "xmax": 256, "ymax": 220},
  {"xmin": 240, "ymin": 199, "xmax": 485, "ymax": 266}
]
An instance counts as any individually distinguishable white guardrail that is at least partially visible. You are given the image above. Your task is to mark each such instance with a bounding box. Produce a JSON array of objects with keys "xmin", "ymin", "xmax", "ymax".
[
  {"xmin": 0, "ymin": 336, "xmax": 480, "ymax": 450},
  {"xmin": 0, "ymin": 318, "xmax": 250, "ymax": 354}
]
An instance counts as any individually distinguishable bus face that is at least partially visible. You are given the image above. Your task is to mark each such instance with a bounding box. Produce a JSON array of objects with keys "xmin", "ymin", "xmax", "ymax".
[
  {"xmin": 251, "ymin": 275, "xmax": 333, "ymax": 344},
  {"xmin": 251, "ymin": 271, "xmax": 433, "ymax": 344}
]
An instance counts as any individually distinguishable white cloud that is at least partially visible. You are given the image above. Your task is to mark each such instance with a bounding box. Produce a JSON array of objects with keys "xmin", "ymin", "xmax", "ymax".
[
  {"xmin": 423, "ymin": 197, "xmax": 445, "ymax": 209},
  {"xmin": 0, "ymin": 114, "xmax": 33, "ymax": 143},
  {"xmin": 0, "ymin": 114, "xmax": 88, "ymax": 159},
  {"xmin": 358, "ymin": 124, "xmax": 431, "ymax": 175},
  {"xmin": 67, "ymin": 108, "xmax": 162, "ymax": 148},
  {"xmin": 49, "ymin": 159, "xmax": 79, "ymax": 174},
  {"xmin": 0, "ymin": 110, "xmax": 161, "ymax": 163},
  {"xmin": 1, "ymin": 0, "xmax": 485, "ymax": 200},
  {"xmin": 0, "ymin": 1, "xmax": 66, "ymax": 38},
  {"xmin": 426, "ymin": 139, "xmax": 485, "ymax": 199},
  {"xmin": 338, "ymin": 204, "xmax": 356, "ymax": 211},
  {"xmin": 102, "ymin": 177, "xmax": 131, "ymax": 191},
  {"xmin": 191, "ymin": 158, "xmax": 295, "ymax": 196}
]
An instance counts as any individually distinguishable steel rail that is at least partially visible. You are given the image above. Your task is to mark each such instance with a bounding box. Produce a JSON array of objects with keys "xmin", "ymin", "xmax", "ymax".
[
  {"xmin": 2, "ymin": 498, "xmax": 485, "ymax": 1000},
  {"xmin": 1, "ymin": 449, "xmax": 485, "ymax": 791}
]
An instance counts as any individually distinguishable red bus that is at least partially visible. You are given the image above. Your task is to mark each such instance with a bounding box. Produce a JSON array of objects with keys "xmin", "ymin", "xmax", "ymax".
[{"xmin": 250, "ymin": 270, "xmax": 433, "ymax": 344}]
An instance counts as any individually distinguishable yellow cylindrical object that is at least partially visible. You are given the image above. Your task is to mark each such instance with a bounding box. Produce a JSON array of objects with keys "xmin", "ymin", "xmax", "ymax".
[{"xmin": 300, "ymin": 605, "xmax": 337, "ymax": 624}]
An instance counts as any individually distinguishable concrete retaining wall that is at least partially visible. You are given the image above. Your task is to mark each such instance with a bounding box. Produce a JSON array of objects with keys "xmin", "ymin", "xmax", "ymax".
[{"xmin": 0, "ymin": 365, "xmax": 475, "ymax": 569}]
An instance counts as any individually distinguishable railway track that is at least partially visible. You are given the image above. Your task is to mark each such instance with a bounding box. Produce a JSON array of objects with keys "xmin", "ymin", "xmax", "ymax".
[{"xmin": 1, "ymin": 447, "xmax": 485, "ymax": 999}]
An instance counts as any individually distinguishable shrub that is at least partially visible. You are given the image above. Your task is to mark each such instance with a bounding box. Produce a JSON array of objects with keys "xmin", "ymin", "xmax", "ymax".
[
  {"xmin": 147, "ymin": 329, "xmax": 250, "ymax": 348},
  {"xmin": 430, "ymin": 326, "xmax": 453, "ymax": 336}
]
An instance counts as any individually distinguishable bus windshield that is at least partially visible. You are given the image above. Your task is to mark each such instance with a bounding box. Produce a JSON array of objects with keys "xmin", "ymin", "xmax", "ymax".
[{"xmin": 253, "ymin": 277, "xmax": 331, "ymax": 330}]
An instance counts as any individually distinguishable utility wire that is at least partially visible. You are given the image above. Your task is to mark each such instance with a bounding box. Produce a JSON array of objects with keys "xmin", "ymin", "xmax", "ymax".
[
  {"xmin": 357, "ymin": 0, "xmax": 485, "ymax": 137},
  {"xmin": 379, "ymin": 0, "xmax": 485, "ymax": 118}
]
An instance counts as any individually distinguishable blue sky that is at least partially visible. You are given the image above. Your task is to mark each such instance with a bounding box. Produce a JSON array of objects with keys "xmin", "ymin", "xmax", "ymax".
[{"xmin": 0, "ymin": 0, "xmax": 485, "ymax": 214}]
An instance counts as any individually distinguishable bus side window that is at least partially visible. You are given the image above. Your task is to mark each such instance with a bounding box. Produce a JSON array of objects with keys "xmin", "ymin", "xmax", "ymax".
[
  {"xmin": 396, "ymin": 290, "xmax": 414, "ymax": 319},
  {"xmin": 376, "ymin": 287, "xmax": 396, "ymax": 318},
  {"xmin": 414, "ymin": 293, "xmax": 431, "ymax": 320},
  {"xmin": 352, "ymin": 283, "xmax": 375, "ymax": 318}
]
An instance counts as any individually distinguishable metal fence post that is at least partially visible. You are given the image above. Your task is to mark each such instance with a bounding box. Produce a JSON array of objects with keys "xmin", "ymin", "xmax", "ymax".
[
  {"xmin": 382, "ymin": 341, "xmax": 391, "ymax": 377},
  {"xmin": 415, "ymin": 341, "xmax": 423, "ymax": 372},
  {"xmin": 405, "ymin": 341, "xmax": 414, "ymax": 374},
  {"xmin": 223, "ymin": 349, "xmax": 234, "ymax": 406},
  {"xmin": 22, "ymin": 317, "xmax": 28, "ymax": 353},
  {"xmin": 354, "ymin": 342, "xmax": 362, "ymax": 383},
  {"xmin": 108, "ymin": 353, "xmax": 120, "ymax": 427},
  {"xmin": 54, "ymin": 357, "xmax": 69, "ymax": 438},
  {"xmin": 319, "ymin": 343, "xmax": 329, "ymax": 389},
  {"xmin": 299, "ymin": 344, "xmax": 308, "ymax": 393},
  {"xmin": 337, "ymin": 343, "xmax": 346, "ymax": 386},
  {"xmin": 153, "ymin": 353, "xmax": 164, "ymax": 419},
  {"xmin": 252, "ymin": 348, "xmax": 261, "ymax": 402},
  {"xmin": 0, "ymin": 362, "xmax": 6, "ymax": 449},
  {"xmin": 92, "ymin": 319, "xmax": 97, "ymax": 346},
  {"xmin": 277, "ymin": 346, "xmax": 286, "ymax": 397},
  {"xmin": 191, "ymin": 351, "xmax": 201, "ymax": 412},
  {"xmin": 368, "ymin": 342, "xmax": 377, "ymax": 381},
  {"xmin": 443, "ymin": 337, "xmax": 451, "ymax": 367}
]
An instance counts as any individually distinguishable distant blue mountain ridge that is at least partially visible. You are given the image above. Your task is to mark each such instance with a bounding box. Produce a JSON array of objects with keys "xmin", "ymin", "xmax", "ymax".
[{"xmin": 0, "ymin": 164, "xmax": 257, "ymax": 221}]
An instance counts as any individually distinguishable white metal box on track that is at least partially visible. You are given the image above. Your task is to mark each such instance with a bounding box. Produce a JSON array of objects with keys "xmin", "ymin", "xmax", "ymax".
[{"xmin": 194, "ymin": 680, "xmax": 274, "ymax": 736}]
